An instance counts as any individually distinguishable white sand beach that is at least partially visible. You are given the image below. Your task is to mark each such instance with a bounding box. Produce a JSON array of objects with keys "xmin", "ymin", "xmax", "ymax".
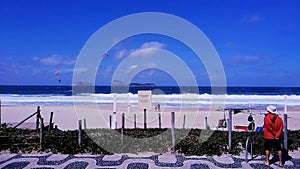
[{"xmin": 1, "ymin": 105, "xmax": 299, "ymax": 131}]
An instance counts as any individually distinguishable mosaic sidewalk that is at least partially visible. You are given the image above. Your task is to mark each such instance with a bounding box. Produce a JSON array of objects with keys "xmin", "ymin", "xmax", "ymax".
[{"xmin": 0, "ymin": 153, "xmax": 299, "ymax": 169}]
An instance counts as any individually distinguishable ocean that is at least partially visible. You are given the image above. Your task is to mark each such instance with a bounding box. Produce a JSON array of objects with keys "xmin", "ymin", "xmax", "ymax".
[{"xmin": 0, "ymin": 86, "xmax": 299, "ymax": 110}]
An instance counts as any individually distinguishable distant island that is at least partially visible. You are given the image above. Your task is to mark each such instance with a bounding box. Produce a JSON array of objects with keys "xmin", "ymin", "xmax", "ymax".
[
  {"xmin": 112, "ymin": 80, "xmax": 157, "ymax": 87},
  {"xmin": 129, "ymin": 83, "xmax": 157, "ymax": 87},
  {"xmin": 73, "ymin": 81, "xmax": 93, "ymax": 86}
]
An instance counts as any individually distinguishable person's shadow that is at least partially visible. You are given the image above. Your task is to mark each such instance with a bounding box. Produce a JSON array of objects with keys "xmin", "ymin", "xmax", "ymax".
[{"xmin": 270, "ymin": 149, "xmax": 292, "ymax": 166}]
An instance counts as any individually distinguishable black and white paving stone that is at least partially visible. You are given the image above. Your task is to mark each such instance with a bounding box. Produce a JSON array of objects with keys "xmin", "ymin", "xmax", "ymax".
[{"xmin": 0, "ymin": 153, "xmax": 299, "ymax": 169}]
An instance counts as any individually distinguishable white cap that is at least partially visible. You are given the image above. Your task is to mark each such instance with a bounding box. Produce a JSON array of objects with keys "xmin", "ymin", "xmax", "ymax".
[{"xmin": 267, "ymin": 105, "xmax": 279, "ymax": 115}]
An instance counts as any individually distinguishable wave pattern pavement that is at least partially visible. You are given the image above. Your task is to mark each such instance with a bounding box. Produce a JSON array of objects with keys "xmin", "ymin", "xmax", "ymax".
[{"xmin": 0, "ymin": 153, "xmax": 299, "ymax": 169}]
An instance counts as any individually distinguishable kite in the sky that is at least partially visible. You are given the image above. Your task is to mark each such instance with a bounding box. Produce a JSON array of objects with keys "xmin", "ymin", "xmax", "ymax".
[
  {"xmin": 55, "ymin": 71, "xmax": 59, "ymax": 77},
  {"xmin": 55, "ymin": 71, "xmax": 61, "ymax": 84}
]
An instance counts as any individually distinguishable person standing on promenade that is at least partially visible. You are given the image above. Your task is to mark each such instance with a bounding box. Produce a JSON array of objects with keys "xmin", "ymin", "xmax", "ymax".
[{"xmin": 264, "ymin": 105, "xmax": 284, "ymax": 167}]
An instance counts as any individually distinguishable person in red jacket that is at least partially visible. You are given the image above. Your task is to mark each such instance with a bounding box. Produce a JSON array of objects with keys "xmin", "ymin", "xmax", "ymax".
[{"xmin": 264, "ymin": 105, "xmax": 284, "ymax": 167}]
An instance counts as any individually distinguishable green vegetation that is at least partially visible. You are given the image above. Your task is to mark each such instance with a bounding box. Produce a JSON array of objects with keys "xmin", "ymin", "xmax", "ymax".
[{"xmin": 1, "ymin": 124, "xmax": 300, "ymax": 156}]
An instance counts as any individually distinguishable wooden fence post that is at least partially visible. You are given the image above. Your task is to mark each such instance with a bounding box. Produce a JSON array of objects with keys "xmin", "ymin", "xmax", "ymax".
[
  {"xmin": 121, "ymin": 113, "xmax": 125, "ymax": 144},
  {"xmin": 113, "ymin": 112, "xmax": 117, "ymax": 129},
  {"xmin": 228, "ymin": 109, "xmax": 232, "ymax": 152},
  {"xmin": 158, "ymin": 113, "xmax": 162, "ymax": 129},
  {"xmin": 171, "ymin": 112, "xmax": 175, "ymax": 152},
  {"xmin": 134, "ymin": 114, "xmax": 137, "ymax": 129},
  {"xmin": 284, "ymin": 114, "xmax": 288, "ymax": 150},
  {"xmin": 83, "ymin": 119, "xmax": 87, "ymax": 129},
  {"xmin": 40, "ymin": 118, "xmax": 44, "ymax": 151},
  {"xmin": 144, "ymin": 109, "xmax": 147, "ymax": 129},
  {"xmin": 78, "ymin": 120, "xmax": 82, "ymax": 145},
  {"xmin": 48, "ymin": 112, "xmax": 53, "ymax": 132},
  {"xmin": 205, "ymin": 117, "xmax": 210, "ymax": 130},
  {"xmin": 109, "ymin": 115, "xmax": 112, "ymax": 129},
  {"xmin": 36, "ymin": 106, "xmax": 41, "ymax": 131},
  {"xmin": 183, "ymin": 115, "xmax": 186, "ymax": 129},
  {"xmin": 122, "ymin": 113, "xmax": 125, "ymax": 129}
]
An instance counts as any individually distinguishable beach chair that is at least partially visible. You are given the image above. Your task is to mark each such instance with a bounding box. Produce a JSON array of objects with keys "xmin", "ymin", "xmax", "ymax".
[
  {"xmin": 255, "ymin": 126, "xmax": 264, "ymax": 132},
  {"xmin": 234, "ymin": 125, "xmax": 248, "ymax": 131}
]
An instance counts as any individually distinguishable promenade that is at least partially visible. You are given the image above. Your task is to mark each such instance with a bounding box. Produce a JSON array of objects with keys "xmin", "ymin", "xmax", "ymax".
[{"xmin": 1, "ymin": 152, "xmax": 300, "ymax": 169}]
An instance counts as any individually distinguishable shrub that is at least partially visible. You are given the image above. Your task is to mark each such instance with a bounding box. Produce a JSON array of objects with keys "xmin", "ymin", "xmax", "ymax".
[{"xmin": 1, "ymin": 125, "xmax": 299, "ymax": 156}]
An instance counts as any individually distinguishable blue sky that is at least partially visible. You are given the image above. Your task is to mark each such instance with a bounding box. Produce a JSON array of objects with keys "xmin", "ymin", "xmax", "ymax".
[{"xmin": 0, "ymin": 0, "xmax": 299, "ymax": 87}]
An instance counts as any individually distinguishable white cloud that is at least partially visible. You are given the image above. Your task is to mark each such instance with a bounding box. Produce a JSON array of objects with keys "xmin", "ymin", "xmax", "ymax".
[
  {"xmin": 129, "ymin": 65, "xmax": 139, "ymax": 70},
  {"xmin": 145, "ymin": 62, "xmax": 157, "ymax": 68},
  {"xmin": 62, "ymin": 68, "xmax": 86, "ymax": 74},
  {"xmin": 115, "ymin": 49, "xmax": 127, "ymax": 59},
  {"xmin": 140, "ymin": 41, "xmax": 165, "ymax": 49},
  {"xmin": 32, "ymin": 57, "xmax": 39, "ymax": 61},
  {"xmin": 114, "ymin": 41, "xmax": 166, "ymax": 59},
  {"xmin": 231, "ymin": 55, "xmax": 261, "ymax": 65},
  {"xmin": 33, "ymin": 54, "xmax": 76, "ymax": 66},
  {"xmin": 49, "ymin": 67, "xmax": 88, "ymax": 76},
  {"xmin": 229, "ymin": 55, "xmax": 273, "ymax": 67},
  {"xmin": 130, "ymin": 48, "xmax": 159, "ymax": 58},
  {"xmin": 242, "ymin": 14, "xmax": 265, "ymax": 23},
  {"xmin": 130, "ymin": 41, "xmax": 165, "ymax": 58},
  {"xmin": 98, "ymin": 66, "xmax": 114, "ymax": 78},
  {"xmin": 119, "ymin": 65, "xmax": 139, "ymax": 74}
]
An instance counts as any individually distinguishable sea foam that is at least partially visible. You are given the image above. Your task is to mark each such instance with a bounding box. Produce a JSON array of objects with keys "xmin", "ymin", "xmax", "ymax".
[{"xmin": 1, "ymin": 93, "xmax": 299, "ymax": 109}]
